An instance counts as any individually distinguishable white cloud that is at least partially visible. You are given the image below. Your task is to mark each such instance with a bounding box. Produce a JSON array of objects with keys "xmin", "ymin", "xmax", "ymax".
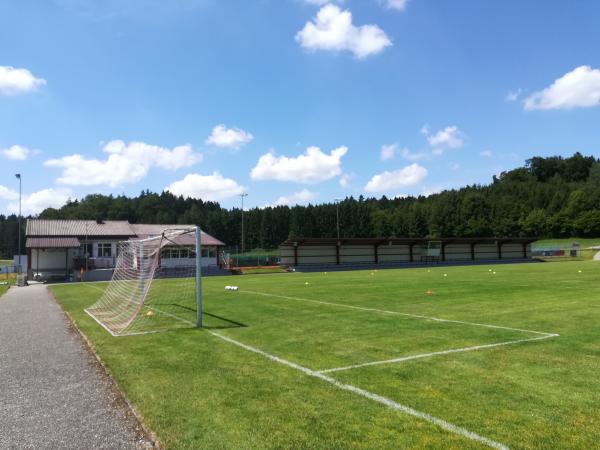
[
  {"xmin": 251, "ymin": 145, "xmax": 347, "ymax": 183},
  {"xmin": 339, "ymin": 173, "xmax": 352, "ymax": 188},
  {"xmin": 426, "ymin": 126, "xmax": 464, "ymax": 150},
  {"xmin": 383, "ymin": 0, "xmax": 408, "ymax": 11},
  {"xmin": 295, "ymin": 4, "xmax": 391, "ymax": 59},
  {"xmin": 205, "ymin": 124, "xmax": 254, "ymax": 150},
  {"xmin": 0, "ymin": 185, "xmax": 19, "ymax": 201},
  {"xmin": 273, "ymin": 189, "xmax": 317, "ymax": 206},
  {"xmin": 480, "ymin": 150, "xmax": 493, "ymax": 158},
  {"xmin": 45, "ymin": 140, "xmax": 202, "ymax": 187},
  {"xmin": 401, "ymin": 148, "xmax": 429, "ymax": 161},
  {"xmin": 422, "ymin": 186, "xmax": 444, "ymax": 197},
  {"xmin": 505, "ymin": 89, "xmax": 522, "ymax": 102},
  {"xmin": 524, "ymin": 65, "xmax": 600, "ymax": 110},
  {"xmin": 165, "ymin": 172, "xmax": 245, "ymax": 201},
  {"xmin": 2, "ymin": 145, "xmax": 31, "ymax": 160},
  {"xmin": 380, "ymin": 143, "xmax": 397, "ymax": 161},
  {"xmin": 364, "ymin": 163, "xmax": 427, "ymax": 193},
  {"xmin": 3, "ymin": 187, "xmax": 72, "ymax": 215},
  {"xmin": 0, "ymin": 66, "xmax": 46, "ymax": 95}
]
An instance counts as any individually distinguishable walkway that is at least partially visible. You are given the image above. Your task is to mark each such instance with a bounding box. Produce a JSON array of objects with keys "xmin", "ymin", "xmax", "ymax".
[{"xmin": 0, "ymin": 284, "xmax": 149, "ymax": 449}]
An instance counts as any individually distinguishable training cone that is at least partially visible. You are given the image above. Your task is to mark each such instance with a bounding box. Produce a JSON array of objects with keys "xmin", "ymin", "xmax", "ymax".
[
  {"xmin": 426, "ymin": 289, "xmax": 433, "ymax": 295},
  {"xmin": 146, "ymin": 310, "xmax": 155, "ymax": 316}
]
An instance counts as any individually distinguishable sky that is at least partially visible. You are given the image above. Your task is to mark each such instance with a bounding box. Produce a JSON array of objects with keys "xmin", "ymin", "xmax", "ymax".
[{"xmin": 1, "ymin": 0, "xmax": 600, "ymax": 215}]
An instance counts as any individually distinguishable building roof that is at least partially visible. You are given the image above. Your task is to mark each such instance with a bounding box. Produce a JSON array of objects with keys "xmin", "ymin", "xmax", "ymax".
[
  {"xmin": 26, "ymin": 237, "xmax": 81, "ymax": 249},
  {"xmin": 25, "ymin": 219, "xmax": 225, "ymax": 247},
  {"xmin": 130, "ymin": 224, "xmax": 225, "ymax": 246},
  {"xmin": 26, "ymin": 220, "xmax": 135, "ymax": 237}
]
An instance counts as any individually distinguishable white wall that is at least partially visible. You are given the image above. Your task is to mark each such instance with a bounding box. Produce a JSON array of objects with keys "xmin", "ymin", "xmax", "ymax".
[
  {"xmin": 281, "ymin": 242, "xmax": 532, "ymax": 265},
  {"xmin": 378, "ymin": 244, "xmax": 412, "ymax": 263},
  {"xmin": 31, "ymin": 248, "xmax": 78, "ymax": 272},
  {"xmin": 340, "ymin": 245, "xmax": 375, "ymax": 264},
  {"xmin": 445, "ymin": 244, "xmax": 472, "ymax": 261}
]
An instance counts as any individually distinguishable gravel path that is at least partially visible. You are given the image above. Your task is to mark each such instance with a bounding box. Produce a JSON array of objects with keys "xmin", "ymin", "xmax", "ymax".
[{"xmin": 0, "ymin": 284, "xmax": 151, "ymax": 450}]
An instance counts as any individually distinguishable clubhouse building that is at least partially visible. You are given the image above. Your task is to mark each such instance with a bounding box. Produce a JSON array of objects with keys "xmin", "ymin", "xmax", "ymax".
[{"xmin": 25, "ymin": 219, "xmax": 225, "ymax": 281}]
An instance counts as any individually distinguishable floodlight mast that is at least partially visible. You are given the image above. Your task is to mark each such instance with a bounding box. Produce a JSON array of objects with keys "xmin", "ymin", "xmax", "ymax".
[
  {"xmin": 15, "ymin": 174, "xmax": 21, "ymax": 273},
  {"xmin": 195, "ymin": 226, "xmax": 202, "ymax": 328},
  {"xmin": 334, "ymin": 198, "xmax": 342, "ymax": 240},
  {"xmin": 239, "ymin": 193, "xmax": 248, "ymax": 253}
]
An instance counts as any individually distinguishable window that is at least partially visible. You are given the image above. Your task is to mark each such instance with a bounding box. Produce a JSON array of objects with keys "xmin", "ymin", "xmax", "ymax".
[
  {"xmin": 80, "ymin": 243, "xmax": 93, "ymax": 257},
  {"xmin": 201, "ymin": 248, "xmax": 209, "ymax": 258},
  {"xmin": 98, "ymin": 243, "xmax": 112, "ymax": 257},
  {"xmin": 209, "ymin": 248, "xmax": 216, "ymax": 258}
]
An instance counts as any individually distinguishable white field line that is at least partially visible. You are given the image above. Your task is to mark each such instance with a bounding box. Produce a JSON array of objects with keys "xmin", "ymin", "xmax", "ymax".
[
  {"xmin": 241, "ymin": 290, "xmax": 557, "ymax": 338},
  {"xmin": 318, "ymin": 334, "xmax": 557, "ymax": 374},
  {"xmin": 209, "ymin": 330, "xmax": 509, "ymax": 450},
  {"xmin": 80, "ymin": 282, "xmax": 511, "ymax": 447},
  {"xmin": 82, "ymin": 284, "xmax": 196, "ymax": 336},
  {"xmin": 84, "ymin": 308, "xmax": 120, "ymax": 337}
]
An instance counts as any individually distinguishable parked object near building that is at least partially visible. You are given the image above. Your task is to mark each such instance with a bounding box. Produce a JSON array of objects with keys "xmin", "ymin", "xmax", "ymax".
[{"xmin": 25, "ymin": 220, "xmax": 226, "ymax": 282}]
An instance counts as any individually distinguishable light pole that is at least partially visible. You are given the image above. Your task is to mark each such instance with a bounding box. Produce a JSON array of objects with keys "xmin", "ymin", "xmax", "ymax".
[
  {"xmin": 15, "ymin": 174, "xmax": 21, "ymax": 272},
  {"xmin": 239, "ymin": 193, "xmax": 248, "ymax": 254},
  {"xmin": 334, "ymin": 198, "xmax": 342, "ymax": 240}
]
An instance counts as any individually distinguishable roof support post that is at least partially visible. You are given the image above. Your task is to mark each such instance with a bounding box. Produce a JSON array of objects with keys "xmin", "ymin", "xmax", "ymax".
[
  {"xmin": 470, "ymin": 243, "xmax": 476, "ymax": 261},
  {"xmin": 293, "ymin": 242, "xmax": 298, "ymax": 267},
  {"xmin": 497, "ymin": 242, "xmax": 502, "ymax": 259},
  {"xmin": 65, "ymin": 249, "xmax": 69, "ymax": 279},
  {"xmin": 409, "ymin": 243, "xmax": 414, "ymax": 263},
  {"xmin": 522, "ymin": 242, "xmax": 527, "ymax": 259},
  {"xmin": 374, "ymin": 244, "xmax": 379, "ymax": 265},
  {"xmin": 441, "ymin": 243, "xmax": 446, "ymax": 262}
]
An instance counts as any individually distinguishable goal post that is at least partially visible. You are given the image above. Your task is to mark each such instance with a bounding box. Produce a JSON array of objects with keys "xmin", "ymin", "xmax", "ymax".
[
  {"xmin": 85, "ymin": 226, "xmax": 203, "ymax": 336},
  {"xmin": 195, "ymin": 225, "xmax": 202, "ymax": 329}
]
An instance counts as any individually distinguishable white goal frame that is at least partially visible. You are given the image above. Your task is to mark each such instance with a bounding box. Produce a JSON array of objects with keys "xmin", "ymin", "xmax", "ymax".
[{"xmin": 84, "ymin": 226, "xmax": 203, "ymax": 336}]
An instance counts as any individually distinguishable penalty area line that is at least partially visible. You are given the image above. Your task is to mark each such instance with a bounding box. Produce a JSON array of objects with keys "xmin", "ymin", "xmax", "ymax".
[
  {"xmin": 208, "ymin": 330, "xmax": 509, "ymax": 450},
  {"xmin": 318, "ymin": 334, "xmax": 558, "ymax": 374},
  {"xmin": 241, "ymin": 289, "xmax": 557, "ymax": 338}
]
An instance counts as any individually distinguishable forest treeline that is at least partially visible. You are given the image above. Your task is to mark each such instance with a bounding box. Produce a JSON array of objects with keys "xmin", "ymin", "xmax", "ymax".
[{"xmin": 1, "ymin": 153, "xmax": 599, "ymax": 258}]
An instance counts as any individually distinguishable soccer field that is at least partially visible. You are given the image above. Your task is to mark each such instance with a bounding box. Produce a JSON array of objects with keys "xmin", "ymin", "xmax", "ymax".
[{"xmin": 50, "ymin": 261, "xmax": 600, "ymax": 449}]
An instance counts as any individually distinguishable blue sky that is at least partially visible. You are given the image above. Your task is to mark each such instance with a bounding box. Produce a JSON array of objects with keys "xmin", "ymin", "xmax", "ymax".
[{"xmin": 1, "ymin": 0, "xmax": 600, "ymax": 214}]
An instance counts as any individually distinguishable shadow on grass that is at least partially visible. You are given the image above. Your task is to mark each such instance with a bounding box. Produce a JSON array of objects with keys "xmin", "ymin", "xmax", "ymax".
[{"xmin": 149, "ymin": 302, "xmax": 248, "ymax": 330}]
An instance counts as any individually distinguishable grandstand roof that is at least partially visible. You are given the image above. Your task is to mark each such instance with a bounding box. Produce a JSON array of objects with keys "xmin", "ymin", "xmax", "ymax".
[{"xmin": 281, "ymin": 237, "xmax": 538, "ymax": 246}]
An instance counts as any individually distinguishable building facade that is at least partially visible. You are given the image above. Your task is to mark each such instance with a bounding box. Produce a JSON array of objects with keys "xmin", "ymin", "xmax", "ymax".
[
  {"xmin": 26, "ymin": 220, "xmax": 225, "ymax": 280},
  {"xmin": 280, "ymin": 237, "xmax": 536, "ymax": 268}
]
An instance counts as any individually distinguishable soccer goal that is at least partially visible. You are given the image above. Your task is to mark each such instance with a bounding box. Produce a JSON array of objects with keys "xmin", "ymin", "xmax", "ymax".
[{"xmin": 85, "ymin": 227, "xmax": 202, "ymax": 336}]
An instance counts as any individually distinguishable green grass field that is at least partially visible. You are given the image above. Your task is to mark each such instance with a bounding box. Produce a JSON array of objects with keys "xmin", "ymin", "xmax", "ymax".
[{"xmin": 50, "ymin": 261, "xmax": 600, "ymax": 449}]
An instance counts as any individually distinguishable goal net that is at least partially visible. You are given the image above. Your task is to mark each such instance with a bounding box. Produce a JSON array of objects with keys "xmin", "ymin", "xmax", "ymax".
[{"xmin": 85, "ymin": 227, "xmax": 201, "ymax": 336}]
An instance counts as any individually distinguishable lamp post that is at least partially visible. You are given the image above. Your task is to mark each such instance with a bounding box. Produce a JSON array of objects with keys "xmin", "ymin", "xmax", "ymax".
[
  {"xmin": 239, "ymin": 193, "xmax": 248, "ymax": 254},
  {"xmin": 15, "ymin": 174, "xmax": 21, "ymax": 273},
  {"xmin": 334, "ymin": 198, "xmax": 342, "ymax": 240}
]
